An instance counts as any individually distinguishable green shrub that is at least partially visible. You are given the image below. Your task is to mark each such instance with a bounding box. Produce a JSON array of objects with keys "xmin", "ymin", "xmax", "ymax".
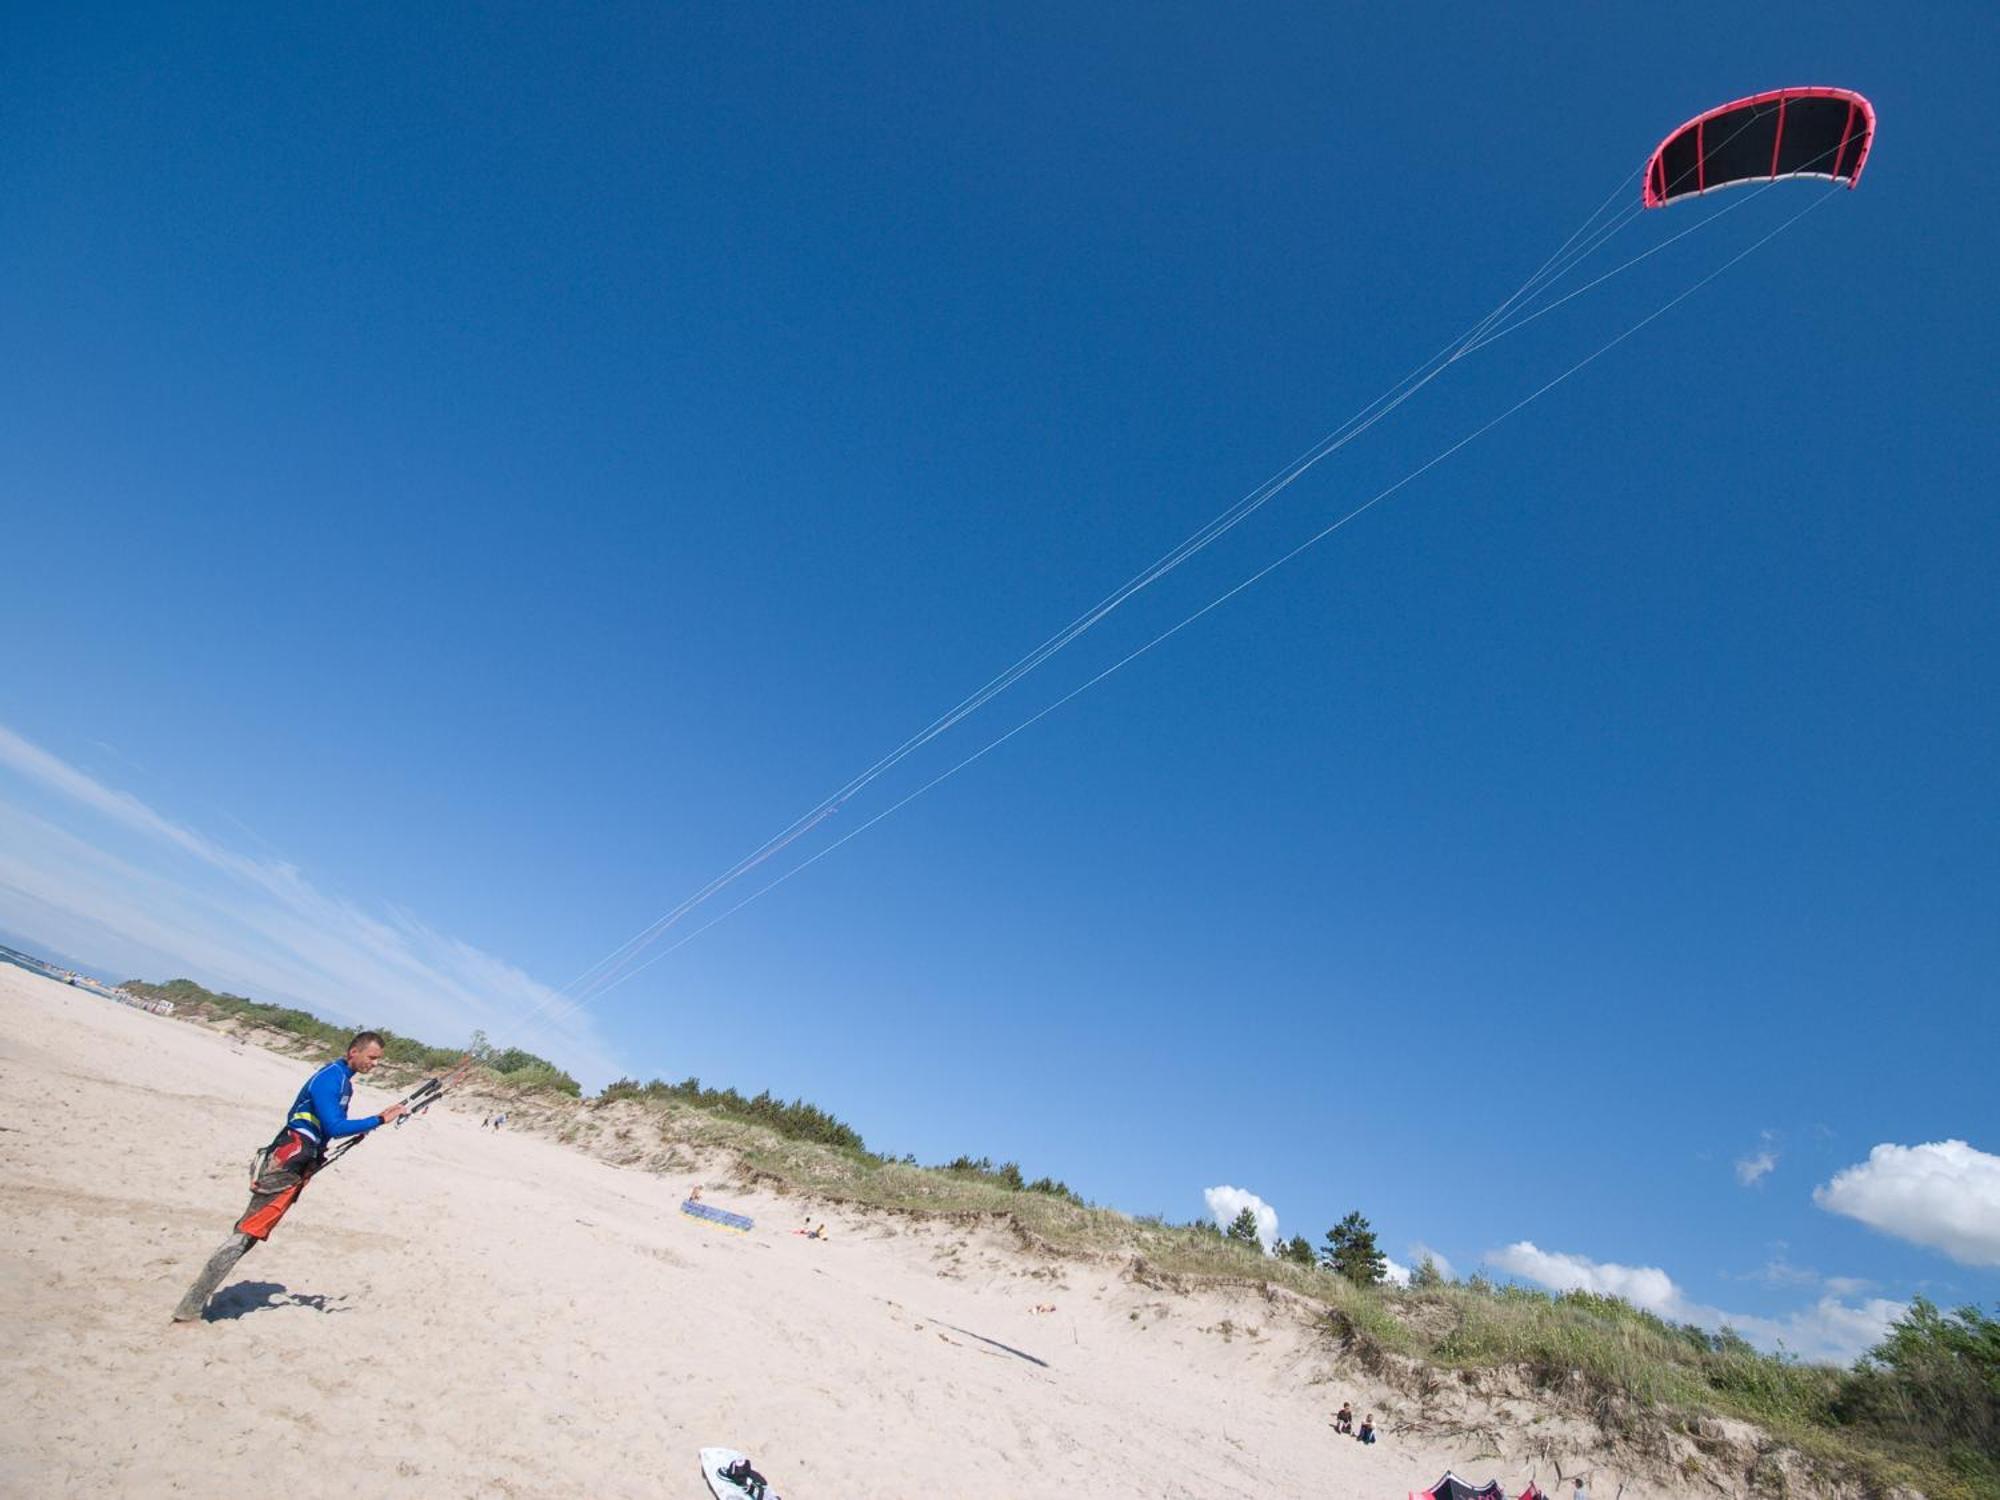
[
  {"xmin": 124, "ymin": 978, "xmax": 574, "ymax": 1090},
  {"xmin": 500, "ymin": 1062, "xmax": 582, "ymax": 1098},
  {"xmin": 126, "ymin": 971, "xmax": 1988, "ymax": 1500},
  {"xmin": 627, "ymin": 1075, "xmax": 866, "ymax": 1150},
  {"xmin": 1833, "ymin": 1299, "xmax": 2000, "ymax": 1492},
  {"xmin": 1024, "ymin": 1175, "xmax": 1084, "ymax": 1205},
  {"xmin": 124, "ymin": 979, "xmax": 348, "ymax": 1054}
]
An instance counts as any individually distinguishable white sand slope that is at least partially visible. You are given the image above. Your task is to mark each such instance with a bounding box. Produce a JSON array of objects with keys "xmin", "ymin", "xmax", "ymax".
[{"xmin": 1, "ymin": 964, "xmax": 1668, "ymax": 1497}]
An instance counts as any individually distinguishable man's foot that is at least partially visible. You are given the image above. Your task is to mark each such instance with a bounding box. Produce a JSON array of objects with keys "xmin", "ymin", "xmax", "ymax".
[{"xmin": 172, "ymin": 1231, "xmax": 254, "ymax": 1323}]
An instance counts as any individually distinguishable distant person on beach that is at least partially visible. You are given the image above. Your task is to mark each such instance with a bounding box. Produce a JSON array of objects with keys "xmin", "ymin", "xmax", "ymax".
[
  {"xmin": 1357, "ymin": 1414, "xmax": 1376, "ymax": 1444},
  {"xmin": 172, "ymin": 1031, "xmax": 405, "ymax": 1323},
  {"xmin": 491, "ymin": 1113, "xmax": 506, "ymax": 1131},
  {"xmin": 722, "ymin": 1455, "xmax": 771, "ymax": 1498},
  {"xmin": 1333, "ymin": 1401, "xmax": 1354, "ymax": 1434},
  {"xmin": 1571, "ymin": 1481, "xmax": 1590, "ymax": 1500}
]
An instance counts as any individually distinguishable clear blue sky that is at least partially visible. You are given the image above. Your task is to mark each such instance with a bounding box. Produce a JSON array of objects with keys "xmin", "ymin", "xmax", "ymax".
[{"xmin": 4, "ymin": 2, "xmax": 1995, "ymax": 1359}]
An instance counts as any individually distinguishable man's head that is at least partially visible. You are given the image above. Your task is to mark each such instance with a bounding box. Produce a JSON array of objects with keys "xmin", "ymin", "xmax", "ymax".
[{"xmin": 345, "ymin": 1030, "xmax": 387, "ymax": 1072}]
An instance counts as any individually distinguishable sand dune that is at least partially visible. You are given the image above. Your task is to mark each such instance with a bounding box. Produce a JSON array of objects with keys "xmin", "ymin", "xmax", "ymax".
[{"xmin": 3, "ymin": 964, "xmax": 1682, "ymax": 1497}]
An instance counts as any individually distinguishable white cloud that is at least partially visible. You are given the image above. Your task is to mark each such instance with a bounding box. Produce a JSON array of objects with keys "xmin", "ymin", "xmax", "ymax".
[
  {"xmin": 1736, "ymin": 1131, "xmax": 1780, "ymax": 1186},
  {"xmin": 1771, "ymin": 1296, "xmax": 1907, "ymax": 1363},
  {"xmin": 1486, "ymin": 1240, "xmax": 1901, "ymax": 1365},
  {"xmin": 1203, "ymin": 1185, "xmax": 1279, "ymax": 1250},
  {"xmin": 1489, "ymin": 1241, "xmax": 1683, "ymax": 1316},
  {"xmin": 1815, "ymin": 1140, "xmax": 2000, "ymax": 1267},
  {"xmin": 1408, "ymin": 1243, "xmax": 1456, "ymax": 1282},
  {"xmin": 0, "ymin": 722, "xmax": 620, "ymax": 1083}
]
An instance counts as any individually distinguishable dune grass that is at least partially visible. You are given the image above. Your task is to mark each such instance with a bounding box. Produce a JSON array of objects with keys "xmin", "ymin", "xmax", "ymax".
[
  {"xmin": 559, "ymin": 1091, "xmax": 1983, "ymax": 1500},
  {"xmin": 125, "ymin": 978, "xmax": 581, "ymax": 1094},
  {"xmin": 139, "ymin": 977, "xmax": 1986, "ymax": 1500}
]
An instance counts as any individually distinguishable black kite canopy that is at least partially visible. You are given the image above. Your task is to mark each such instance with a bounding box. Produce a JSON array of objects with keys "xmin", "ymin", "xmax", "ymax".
[{"xmin": 1645, "ymin": 88, "xmax": 1875, "ymax": 208}]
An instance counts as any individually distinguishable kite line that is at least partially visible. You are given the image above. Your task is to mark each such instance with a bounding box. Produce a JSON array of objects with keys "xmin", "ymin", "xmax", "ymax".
[{"xmin": 514, "ymin": 176, "xmax": 1840, "ymax": 1037}]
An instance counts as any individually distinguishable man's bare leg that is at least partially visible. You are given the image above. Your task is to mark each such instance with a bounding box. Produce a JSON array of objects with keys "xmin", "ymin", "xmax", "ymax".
[{"xmin": 172, "ymin": 1232, "xmax": 255, "ymax": 1323}]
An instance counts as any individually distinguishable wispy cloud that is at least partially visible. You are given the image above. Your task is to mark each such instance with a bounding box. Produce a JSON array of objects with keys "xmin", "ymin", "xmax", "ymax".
[
  {"xmin": 1735, "ymin": 1130, "xmax": 1780, "ymax": 1187},
  {"xmin": 0, "ymin": 722, "xmax": 619, "ymax": 1081},
  {"xmin": 1815, "ymin": 1141, "xmax": 2000, "ymax": 1268},
  {"xmin": 1486, "ymin": 1240, "xmax": 1902, "ymax": 1364},
  {"xmin": 1733, "ymin": 1248, "xmax": 1876, "ymax": 1298},
  {"xmin": 1203, "ymin": 1184, "xmax": 1279, "ymax": 1250}
]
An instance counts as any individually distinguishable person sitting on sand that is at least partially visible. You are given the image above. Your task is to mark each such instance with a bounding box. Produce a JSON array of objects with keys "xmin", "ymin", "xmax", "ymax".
[
  {"xmin": 722, "ymin": 1455, "xmax": 771, "ymax": 1498},
  {"xmin": 173, "ymin": 1030, "xmax": 407, "ymax": 1323},
  {"xmin": 1357, "ymin": 1414, "xmax": 1377, "ymax": 1444},
  {"xmin": 1333, "ymin": 1401, "xmax": 1354, "ymax": 1434}
]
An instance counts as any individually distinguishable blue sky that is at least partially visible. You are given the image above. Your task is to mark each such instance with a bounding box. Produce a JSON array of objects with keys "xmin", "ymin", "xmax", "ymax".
[{"xmin": 4, "ymin": 3, "xmax": 1995, "ymax": 1361}]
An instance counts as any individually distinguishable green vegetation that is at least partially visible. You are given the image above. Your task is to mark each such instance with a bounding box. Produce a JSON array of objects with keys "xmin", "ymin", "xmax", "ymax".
[
  {"xmin": 937, "ymin": 1155, "xmax": 1085, "ymax": 1205},
  {"xmin": 599, "ymin": 1075, "xmax": 864, "ymax": 1150},
  {"xmin": 126, "ymin": 978, "xmax": 355, "ymax": 1055},
  {"xmin": 139, "ymin": 971, "xmax": 1994, "ymax": 1497},
  {"xmin": 125, "ymin": 979, "xmax": 580, "ymax": 1096},
  {"xmin": 1278, "ymin": 1233, "xmax": 1317, "ymax": 1267},
  {"xmin": 564, "ymin": 1095, "xmax": 1987, "ymax": 1500},
  {"xmin": 1836, "ymin": 1299, "xmax": 2000, "ymax": 1494},
  {"xmin": 463, "ymin": 1029, "xmax": 581, "ymax": 1097},
  {"xmin": 1321, "ymin": 1209, "xmax": 1388, "ymax": 1286}
]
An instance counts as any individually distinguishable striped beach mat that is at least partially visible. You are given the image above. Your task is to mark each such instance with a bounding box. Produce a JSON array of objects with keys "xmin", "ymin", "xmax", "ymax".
[{"xmin": 680, "ymin": 1199, "xmax": 754, "ymax": 1234}]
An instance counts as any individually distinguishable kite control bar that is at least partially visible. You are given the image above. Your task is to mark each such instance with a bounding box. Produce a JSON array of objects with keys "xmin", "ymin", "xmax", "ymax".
[{"xmin": 320, "ymin": 1056, "xmax": 474, "ymax": 1172}]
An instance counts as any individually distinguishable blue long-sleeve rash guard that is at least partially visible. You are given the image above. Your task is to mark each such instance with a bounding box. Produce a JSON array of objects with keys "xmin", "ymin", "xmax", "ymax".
[{"xmin": 285, "ymin": 1059, "xmax": 383, "ymax": 1149}]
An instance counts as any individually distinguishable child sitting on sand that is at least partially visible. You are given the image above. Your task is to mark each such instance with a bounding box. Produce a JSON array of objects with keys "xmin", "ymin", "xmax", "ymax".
[
  {"xmin": 1357, "ymin": 1414, "xmax": 1377, "ymax": 1444},
  {"xmin": 1332, "ymin": 1401, "xmax": 1354, "ymax": 1434}
]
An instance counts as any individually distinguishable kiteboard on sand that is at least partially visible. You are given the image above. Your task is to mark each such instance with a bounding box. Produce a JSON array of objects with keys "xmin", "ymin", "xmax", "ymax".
[
  {"xmin": 682, "ymin": 1199, "xmax": 754, "ymax": 1234},
  {"xmin": 700, "ymin": 1446, "xmax": 780, "ymax": 1500}
]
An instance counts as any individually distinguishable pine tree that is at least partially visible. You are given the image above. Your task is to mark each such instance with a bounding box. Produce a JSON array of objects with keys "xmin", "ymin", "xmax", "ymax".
[
  {"xmin": 1320, "ymin": 1210, "xmax": 1388, "ymax": 1285},
  {"xmin": 1225, "ymin": 1207, "xmax": 1263, "ymax": 1249},
  {"xmin": 1410, "ymin": 1254, "xmax": 1445, "ymax": 1288},
  {"xmin": 1280, "ymin": 1234, "xmax": 1317, "ymax": 1267}
]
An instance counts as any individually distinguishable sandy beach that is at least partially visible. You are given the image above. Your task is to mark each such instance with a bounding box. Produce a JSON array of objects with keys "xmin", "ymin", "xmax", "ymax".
[{"xmin": 2, "ymin": 963, "xmax": 1704, "ymax": 1498}]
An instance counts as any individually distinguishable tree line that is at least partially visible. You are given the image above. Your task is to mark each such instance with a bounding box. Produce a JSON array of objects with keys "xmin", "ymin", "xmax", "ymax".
[{"xmin": 1212, "ymin": 1205, "xmax": 1406, "ymax": 1285}]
